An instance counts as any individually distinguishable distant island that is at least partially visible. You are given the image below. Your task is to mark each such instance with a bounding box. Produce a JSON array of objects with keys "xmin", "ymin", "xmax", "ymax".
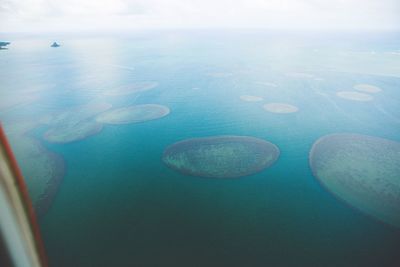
[
  {"xmin": 51, "ymin": 42, "xmax": 60, "ymax": 47},
  {"xmin": 0, "ymin": 41, "xmax": 10, "ymax": 49}
]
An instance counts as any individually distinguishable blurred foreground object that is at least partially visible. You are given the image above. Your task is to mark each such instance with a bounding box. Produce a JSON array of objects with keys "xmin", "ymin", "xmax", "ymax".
[{"xmin": 0, "ymin": 125, "xmax": 47, "ymax": 267}]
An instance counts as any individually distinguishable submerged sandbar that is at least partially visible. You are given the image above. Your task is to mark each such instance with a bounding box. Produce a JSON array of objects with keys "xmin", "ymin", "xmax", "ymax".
[
  {"xmin": 255, "ymin": 82, "xmax": 278, "ymax": 87},
  {"xmin": 336, "ymin": 91, "xmax": 373, "ymax": 101},
  {"xmin": 43, "ymin": 102, "xmax": 112, "ymax": 143},
  {"xmin": 207, "ymin": 72, "xmax": 233, "ymax": 78},
  {"xmin": 0, "ymin": 93, "xmax": 39, "ymax": 112},
  {"xmin": 162, "ymin": 135, "xmax": 280, "ymax": 178},
  {"xmin": 44, "ymin": 120, "xmax": 103, "ymax": 143},
  {"xmin": 44, "ymin": 102, "xmax": 112, "ymax": 125},
  {"xmin": 263, "ymin": 103, "xmax": 299, "ymax": 114},
  {"xmin": 286, "ymin": 72, "xmax": 315, "ymax": 79},
  {"xmin": 104, "ymin": 81, "xmax": 158, "ymax": 96},
  {"xmin": 353, "ymin": 84, "xmax": 382, "ymax": 93},
  {"xmin": 240, "ymin": 95, "xmax": 264, "ymax": 102},
  {"xmin": 96, "ymin": 104, "xmax": 170, "ymax": 124},
  {"xmin": 310, "ymin": 134, "xmax": 400, "ymax": 228}
]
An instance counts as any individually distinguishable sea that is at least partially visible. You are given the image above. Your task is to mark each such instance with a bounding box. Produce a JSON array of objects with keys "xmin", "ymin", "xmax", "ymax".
[{"xmin": 0, "ymin": 30, "xmax": 399, "ymax": 266}]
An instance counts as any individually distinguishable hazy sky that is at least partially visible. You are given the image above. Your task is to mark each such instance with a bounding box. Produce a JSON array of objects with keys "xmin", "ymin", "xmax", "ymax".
[{"xmin": 0, "ymin": 0, "xmax": 399, "ymax": 32}]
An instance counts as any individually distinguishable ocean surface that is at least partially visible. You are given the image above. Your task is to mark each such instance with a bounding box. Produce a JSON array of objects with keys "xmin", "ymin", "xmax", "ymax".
[{"xmin": 0, "ymin": 30, "xmax": 400, "ymax": 266}]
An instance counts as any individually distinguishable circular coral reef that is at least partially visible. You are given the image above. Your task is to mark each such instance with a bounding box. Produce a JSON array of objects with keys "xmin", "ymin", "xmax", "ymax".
[
  {"xmin": 163, "ymin": 135, "xmax": 280, "ymax": 178},
  {"xmin": 310, "ymin": 133, "xmax": 400, "ymax": 228}
]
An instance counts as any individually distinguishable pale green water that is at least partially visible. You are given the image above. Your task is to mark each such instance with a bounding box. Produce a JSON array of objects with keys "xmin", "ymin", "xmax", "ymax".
[{"xmin": 0, "ymin": 30, "xmax": 400, "ymax": 266}]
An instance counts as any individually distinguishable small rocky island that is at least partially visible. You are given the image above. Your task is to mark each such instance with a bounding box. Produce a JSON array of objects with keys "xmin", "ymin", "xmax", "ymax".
[
  {"xmin": 51, "ymin": 42, "xmax": 60, "ymax": 47},
  {"xmin": 0, "ymin": 41, "xmax": 10, "ymax": 49}
]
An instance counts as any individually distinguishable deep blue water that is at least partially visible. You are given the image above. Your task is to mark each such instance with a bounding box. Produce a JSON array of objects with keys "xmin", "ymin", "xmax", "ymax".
[{"xmin": 1, "ymin": 30, "xmax": 400, "ymax": 266}]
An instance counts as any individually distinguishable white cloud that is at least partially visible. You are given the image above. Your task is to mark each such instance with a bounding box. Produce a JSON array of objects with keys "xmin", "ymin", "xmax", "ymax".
[{"xmin": 0, "ymin": 0, "xmax": 399, "ymax": 32}]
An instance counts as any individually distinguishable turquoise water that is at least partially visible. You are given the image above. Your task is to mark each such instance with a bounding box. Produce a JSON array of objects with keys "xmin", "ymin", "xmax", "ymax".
[{"xmin": 1, "ymin": 30, "xmax": 400, "ymax": 266}]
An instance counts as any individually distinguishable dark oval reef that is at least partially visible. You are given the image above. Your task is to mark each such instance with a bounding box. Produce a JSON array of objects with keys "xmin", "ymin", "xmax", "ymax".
[
  {"xmin": 310, "ymin": 133, "xmax": 400, "ymax": 228},
  {"xmin": 163, "ymin": 135, "xmax": 280, "ymax": 178}
]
